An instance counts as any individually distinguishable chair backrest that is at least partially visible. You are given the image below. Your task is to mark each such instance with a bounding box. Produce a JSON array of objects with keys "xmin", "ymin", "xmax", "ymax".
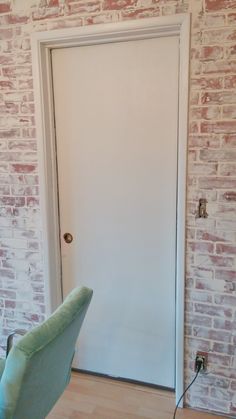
[{"xmin": 0, "ymin": 286, "xmax": 93, "ymax": 419}]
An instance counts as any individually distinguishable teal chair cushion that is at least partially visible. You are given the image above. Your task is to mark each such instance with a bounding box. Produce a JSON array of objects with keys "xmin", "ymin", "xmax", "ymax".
[
  {"xmin": 0, "ymin": 358, "xmax": 5, "ymax": 380},
  {"xmin": 0, "ymin": 286, "xmax": 93, "ymax": 419}
]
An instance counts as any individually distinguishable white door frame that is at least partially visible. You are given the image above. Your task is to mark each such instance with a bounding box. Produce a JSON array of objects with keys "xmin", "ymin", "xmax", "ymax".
[{"xmin": 31, "ymin": 14, "xmax": 190, "ymax": 404}]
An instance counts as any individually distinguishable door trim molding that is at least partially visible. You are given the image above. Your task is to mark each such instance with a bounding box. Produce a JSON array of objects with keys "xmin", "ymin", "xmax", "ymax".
[{"xmin": 31, "ymin": 14, "xmax": 190, "ymax": 404}]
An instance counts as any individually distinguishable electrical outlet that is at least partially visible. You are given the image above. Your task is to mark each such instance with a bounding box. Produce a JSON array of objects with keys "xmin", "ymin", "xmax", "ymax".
[{"xmin": 195, "ymin": 351, "xmax": 208, "ymax": 372}]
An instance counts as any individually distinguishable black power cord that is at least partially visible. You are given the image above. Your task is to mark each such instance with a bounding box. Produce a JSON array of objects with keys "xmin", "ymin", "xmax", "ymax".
[{"xmin": 173, "ymin": 358, "xmax": 203, "ymax": 419}]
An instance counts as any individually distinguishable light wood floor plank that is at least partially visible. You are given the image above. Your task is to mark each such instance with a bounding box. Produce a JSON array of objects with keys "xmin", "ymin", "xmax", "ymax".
[{"xmin": 48, "ymin": 372, "xmax": 228, "ymax": 419}]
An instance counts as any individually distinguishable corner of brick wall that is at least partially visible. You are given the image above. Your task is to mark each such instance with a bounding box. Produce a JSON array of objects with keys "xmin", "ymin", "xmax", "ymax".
[{"xmin": 0, "ymin": 0, "xmax": 236, "ymax": 415}]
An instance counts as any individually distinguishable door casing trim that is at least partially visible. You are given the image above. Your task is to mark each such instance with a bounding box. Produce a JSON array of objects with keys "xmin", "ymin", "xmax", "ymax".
[{"xmin": 31, "ymin": 14, "xmax": 190, "ymax": 405}]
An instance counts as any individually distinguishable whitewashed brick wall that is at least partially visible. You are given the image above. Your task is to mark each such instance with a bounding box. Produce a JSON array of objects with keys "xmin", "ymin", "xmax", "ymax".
[{"xmin": 0, "ymin": 0, "xmax": 236, "ymax": 415}]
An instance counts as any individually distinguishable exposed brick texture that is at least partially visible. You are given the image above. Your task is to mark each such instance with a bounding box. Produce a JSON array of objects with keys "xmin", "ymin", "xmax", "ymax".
[{"xmin": 0, "ymin": 0, "xmax": 236, "ymax": 417}]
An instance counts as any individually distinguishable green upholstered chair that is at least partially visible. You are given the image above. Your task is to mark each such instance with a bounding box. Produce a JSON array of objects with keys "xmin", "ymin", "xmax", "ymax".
[{"xmin": 0, "ymin": 286, "xmax": 93, "ymax": 419}]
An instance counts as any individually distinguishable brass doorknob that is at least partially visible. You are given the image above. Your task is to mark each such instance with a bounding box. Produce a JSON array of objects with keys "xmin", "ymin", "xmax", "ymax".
[{"xmin": 63, "ymin": 233, "xmax": 73, "ymax": 244}]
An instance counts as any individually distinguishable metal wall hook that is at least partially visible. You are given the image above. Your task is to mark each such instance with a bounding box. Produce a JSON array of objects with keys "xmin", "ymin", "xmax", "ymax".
[{"xmin": 198, "ymin": 198, "xmax": 208, "ymax": 218}]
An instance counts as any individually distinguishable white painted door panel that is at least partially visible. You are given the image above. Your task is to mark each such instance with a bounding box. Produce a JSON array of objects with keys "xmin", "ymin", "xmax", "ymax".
[{"xmin": 52, "ymin": 35, "xmax": 179, "ymax": 388}]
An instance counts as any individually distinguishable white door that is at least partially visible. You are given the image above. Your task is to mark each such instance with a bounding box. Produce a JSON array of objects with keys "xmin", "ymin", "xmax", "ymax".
[{"xmin": 52, "ymin": 35, "xmax": 179, "ymax": 389}]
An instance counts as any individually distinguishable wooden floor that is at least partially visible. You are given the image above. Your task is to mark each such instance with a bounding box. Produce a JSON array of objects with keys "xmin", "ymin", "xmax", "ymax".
[{"xmin": 48, "ymin": 372, "xmax": 227, "ymax": 419}]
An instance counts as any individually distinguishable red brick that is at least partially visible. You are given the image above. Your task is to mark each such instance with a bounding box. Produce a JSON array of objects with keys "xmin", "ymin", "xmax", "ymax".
[
  {"xmin": 67, "ymin": 1, "xmax": 101, "ymax": 14},
  {"xmin": 196, "ymin": 230, "xmax": 227, "ymax": 242},
  {"xmin": 21, "ymin": 127, "xmax": 36, "ymax": 139},
  {"xmin": 224, "ymin": 75, "xmax": 236, "ymax": 89},
  {"xmin": 15, "ymin": 53, "xmax": 31, "ymax": 65},
  {"xmin": 186, "ymin": 313, "xmax": 212, "ymax": 328},
  {"xmin": 231, "ymin": 381, "xmax": 236, "ymax": 391},
  {"xmin": 187, "ymin": 178, "xmax": 197, "ymax": 191},
  {"xmin": 191, "ymin": 77, "xmax": 223, "ymax": 90},
  {"xmin": 217, "ymin": 219, "xmax": 236, "ymax": 230},
  {"xmin": 13, "ymin": 37, "xmax": 31, "ymax": 51},
  {"xmin": 222, "ymin": 134, "xmax": 236, "ymax": 147},
  {"xmin": 2, "ymin": 66, "xmax": 32, "ymax": 78},
  {"xmin": 48, "ymin": 0, "xmax": 59, "ymax": 5},
  {"xmin": 26, "ymin": 197, "xmax": 39, "ymax": 207},
  {"xmin": 195, "ymin": 279, "xmax": 225, "ymax": 293},
  {"xmin": 18, "ymin": 79, "xmax": 33, "ymax": 90},
  {"xmin": 0, "ymin": 197, "xmax": 25, "ymax": 206},
  {"xmin": 121, "ymin": 7, "xmax": 160, "ymax": 19},
  {"xmin": 0, "ymin": 55, "xmax": 15, "ymax": 65},
  {"xmin": 187, "ymin": 395, "xmax": 230, "ymax": 412},
  {"xmin": 190, "ymin": 91, "xmax": 199, "ymax": 105},
  {"xmin": 0, "ymin": 129, "xmax": 20, "ymax": 138},
  {"xmin": 191, "ymin": 48, "xmax": 200, "ymax": 60},
  {"xmin": 194, "ymin": 303, "xmax": 233, "ymax": 318},
  {"xmin": 201, "ymin": 91, "xmax": 236, "ymax": 105},
  {"xmin": 188, "ymin": 163, "xmax": 217, "ymax": 175},
  {"xmin": 187, "ymin": 290, "xmax": 212, "ymax": 303},
  {"xmin": 10, "ymin": 164, "xmax": 37, "ymax": 174},
  {"xmin": 208, "ymin": 353, "xmax": 231, "ymax": 367},
  {"xmin": 196, "ymin": 254, "xmax": 235, "ymax": 268},
  {"xmin": 11, "ymin": 185, "xmax": 38, "ymax": 196},
  {"xmin": 188, "ymin": 150, "xmax": 197, "ymax": 162},
  {"xmin": 188, "ymin": 135, "xmax": 220, "ymax": 148},
  {"xmin": 205, "ymin": 0, "xmax": 236, "ymax": 11},
  {"xmin": 103, "ymin": 0, "xmax": 136, "ymax": 10},
  {"xmin": 226, "ymin": 44, "xmax": 236, "ymax": 59},
  {"xmin": 0, "ymin": 80, "xmax": 17, "ymax": 90},
  {"xmin": 204, "ymin": 13, "xmax": 226, "ymax": 27},
  {"xmin": 187, "ymin": 266, "xmax": 213, "ymax": 280},
  {"xmin": 193, "ymin": 327, "xmax": 232, "ymax": 343},
  {"xmin": 213, "ymin": 318, "xmax": 236, "ymax": 331},
  {"xmin": 185, "ymin": 337, "xmax": 211, "ymax": 353},
  {"xmin": 0, "ymin": 2, "xmax": 11, "ymax": 13},
  {"xmin": 185, "ymin": 277, "xmax": 194, "ymax": 288},
  {"xmin": 185, "ymin": 301, "xmax": 193, "ymax": 314},
  {"xmin": 13, "ymin": 14, "xmax": 29, "ymax": 24},
  {"xmin": 187, "ymin": 241, "xmax": 214, "ymax": 254},
  {"xmin": 210, "ymin": 387, "xmax": 234, "ymax": 402},
  {"xmin": 228, "ymin": 13, "xmax": 236, "ymax": 25},
  {"xmin": 47, "ymin": 16, "xmax": 83, "ymax": 29},
  {"xmin": 0, "ymin": 28, "xmax": 13, "ymax": 40},
  {"xmin": 223, "ymin": 105, "xmax": 236, "ymax": 119},
  {"xmin": 0, "ymin": 103, "xmax": 19, "ymax": 114},
  {"xmin": 216, "ymin": 205, "xmax": 236, "ymax": 223},
  {"xmin": 0, "ymin": 26, "xmax": 21, "ymax": 41},
  {"xmin": 202, "ymin": 28, "xmax": 236, "ymax": 44},
  {"xmin": 32, "ymin": 6, "xmax": 63, "ymax": 20},
  {"xmin": 202, "ymin": 60, "xmax": 236, "ymax": 75},
  {"xmin": 198, "ymin": 176, "xmax": 236, "ymax": 189},
  {"xmin": 0, "ymin": 13, "xmax": 29, "ymax": 24},
  {"xmin": 1, "ymin": 116, "xmax": 35, "ymax": 128},
  {"xmin": 28, "ymin": 240, "xmax": 40, "ymax": 250},
  {"xmin": 190, "ymin": 106, "xmax": 221, "ymax": 120},
  {"xmin": 200, "ymin": 149, "xmax": 236, "ymax": 162},
  {"xmin": 215, "ymin": 203, "xmax": 236, "ymax": 221},
  {"xmin": 200, "ymin": 121, "xmax": 236, "ymax": 134},
  {"xmin": 215, "ymin": 294, "xmax": 236, "ymax": 306},
  {"xmin": 189, "ymin": 122, "xmax": 199, "ymax": 133},
  {"xmin": 220, "ymin": 191, "xmax": 236, "ymax": 202},
  {"xmin": 8, "ymin": 140, "xmax": 37, "ymax": 151},
  {"xmin": 3, "ymin": 92, "xmax": 33, "ymax": 103},
  {"xmin": 186, "ymin": 228, "xmax": 195, "ymax": 239},
  {"xmin": 216, "ymin": 243, "xmax": 236, "ymax": 256},
  {"xmin": 200, "ymin": 46, "xmax": 224, "ymax": 61},
  {"xmin": 20, "ymin": 103, "xmax": 35, "ymax": 114},
  {"xmin": 213, "ymin": 342, "xmax": 235, "ymax": 355}
]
